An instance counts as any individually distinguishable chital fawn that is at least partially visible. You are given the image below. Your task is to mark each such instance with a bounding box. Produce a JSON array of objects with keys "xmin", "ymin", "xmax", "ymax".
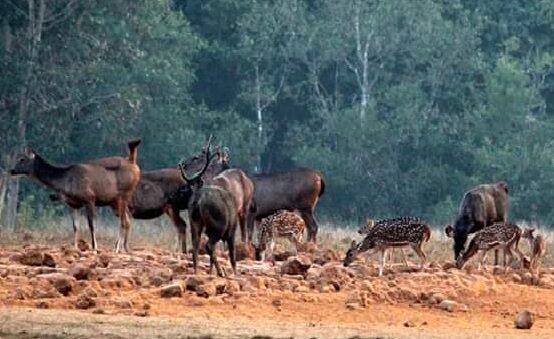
[
  {"xmin": 456, "ymin": 222, "xmax": 525, "ymax": 272},
  {"xmin": 255, "ymin": 210, "xmax": 305, "ymax": 263},
  {"xmin": 344, "ymin": 220, "xmax": 431, "ymax": 276},
  {"xmin": 522, "ymin": 228, "xmax": 546, "ymax": 276},
  {"xmin": 358, "ymin": 217, "xmax": 421, "ymax": 267}
]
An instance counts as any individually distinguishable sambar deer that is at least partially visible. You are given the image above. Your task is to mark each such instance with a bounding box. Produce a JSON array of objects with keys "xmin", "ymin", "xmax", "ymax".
[
  {"xmin": 180, "ymin": 147, "xmax": 238, "ymax": 276},
  {"xmin": 247, "ymin": 168, "xmax": 325, "ymax": 243},
  {"xmin": 178, "ymin": 140, "xmax": 253, "ymax": 244},
  {"xmin": 451, "ymin": 181, "xmax": 509, "ymax": 263},
  {"xmin": 11, "ymin": 140, "xmax": 141, "ymax": 253}
]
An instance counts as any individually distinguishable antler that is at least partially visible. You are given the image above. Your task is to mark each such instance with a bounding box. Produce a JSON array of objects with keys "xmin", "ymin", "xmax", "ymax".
[
  {"xmin": 178, "ymin": 145, "xmax": 216, "ymax": 183},
  {"xmin": 203, "ymin": 134, "xmax": 214, "ymax": 152}
]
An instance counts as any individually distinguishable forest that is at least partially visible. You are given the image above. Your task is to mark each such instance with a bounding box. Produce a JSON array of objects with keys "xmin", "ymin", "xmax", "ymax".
[{"xmin": 1, "ymin": 0, "xmax": 554, "ymax": 230}]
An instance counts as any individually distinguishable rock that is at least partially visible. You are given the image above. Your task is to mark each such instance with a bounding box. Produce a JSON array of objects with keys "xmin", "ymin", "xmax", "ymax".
[
  {"xmin": 522, "ymin": 272, "xmax": 534, "ymax": 285},
  {"xmin": 160, "ymin": 283, "xmax": 183, "ymax": 298},
  {"xmin": 42, "ymin": 253, "xmax": 56, "ymax": 267},
  {"xmin": 514, "ymin": 310, "xmax": 534, "ymax": 329},
  {"xmin": 318, "ymin": 284, "xmax": 334, "ymax": 293},
  {"xmin": 404, "ymin": 320, "xmax": 416, "ymax": 328},
  {"xmin": 442, "ymin": 262, "xmax": 456, "ymax": 270},
  {"xmin": 281, "ymin": 255, "xmax": 313, "ymax": 275},
  {"xmin": 305, "ymin": 266, "xmax": 322, "ymax": 281},
  {"xmin": 112, "ymin": 298, "xmax": 133, "ymax": 309},
  {"xmin": 313, "ymin": 248, "xmax": 339, "ymax": 266},
  {"xmin": 134, "ymin": 310, "xmax": 149, "ymax": 317},
  {"xmin": 35, "ymin": 301, "xmax": 49, "ymax": 309},
  {"xmin": 225, "ymin": 280, "xmax": 241, "ymax": 294},
  {"xmin": 429, "ymin": 293, "xmax": 447, "ymax": 304},
  {"xmin": 235, "ymin": 242, "xmax": 255, "ymax": 261},
  {"xmin": 274, "ymin": 250, "xmax": 298, "ymax": 262},
  {"xmin": 346, "ymin": 291, "xmax": 361, "ymax": 304},
  {"xmin": 81, "ymin": 287, "xmax": 98, "ymax": 298},
  {"xmin": 247, "ymin": 276, "xmax": 266, "ymax": 290},
  {"xmin": 185, "ymin": 276, "xmax": 207, "ymax": 291},
  {"xmin": 75, "ymin": 294, "xmax": 96, "ymax": 310},
  {"xmin": 97, "ymin": 253, "xmax": 111, "ymax": 268},
  {"xmin": 511, "ymin": 273, "xmax": 522, "ymax": 284},
  {"xmin": 68, "ymin": 264, "xmax": 91, "ymax": 280},
  {"xmin": 37, "ymin": 273, "xmax": 75, "ymax": 296},
  {"xmin": 399, "ymin": 288, "xmax": 419, "ymax": 301},
  {"xmin": 272, "ymin": 298, "xmax": 283, "ymax": 307},
  {"xmin": 147, "ymin": 268, "xmax": 172, "ymax": 287},
  {"xmin": 345, "ymin": 303, "xmax": 359, "ymax": 310},
  {"xmin": 439, "ymin": 300, "xmax": 459, "ymax": 312},
  {"xmin": 77, "ymin": 239, "xmax": 90, "ymax": 252},
  {"xmin": 294, "ymin": 285, "xmax": 310, "ymax": 293},
  {"xmin": 20, "ymin": 251, "xmax": 56, "ymax": 267},
  {"xmin": 31, "ymin": 285, "xmax": 60, "ymax": 299},
  {"xmin": 196, "ymin": 282, "xmax": 217, "ymax": 298}
]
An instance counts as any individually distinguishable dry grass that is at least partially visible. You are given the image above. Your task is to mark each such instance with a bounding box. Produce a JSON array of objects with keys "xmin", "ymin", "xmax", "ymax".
[{"xmin": 1, "ymin": 216, "xmax": 552, "ymax": 267}]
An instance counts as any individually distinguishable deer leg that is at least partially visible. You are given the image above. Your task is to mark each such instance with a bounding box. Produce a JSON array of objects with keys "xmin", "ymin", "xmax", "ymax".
[
  {"xmin": 478, "ymin": 250, "xmax": 487, "ymax": 271},
  {"xmin": 70, "ymin": 208, "xmax": 80, "ymax": 250},
  {"xmin": 378, "ymin": 250, "xmax": 385, "ymax": 277},
  {"xmin": 191, "ymin": 224, "xmax": 201, "ymax": 275},
  {"xmin": 206, "ymin": 239, "xmax": 215, "ymax": 275},
  {"xmin": 208, "ymin": 239, "xmax": 224, "ymax": 277},
  {"xmin": 503, "ymin": 247, "xmax": 514, "ymax": 273},
  {"xmin": 411, "ymin": 243, "xmax": 427, "ymax": 269},
  {"xmin": 227, "ymin": 233, "xmax": 237, "ymax": 276},
  {"xmin": 115, "ymin": 200, "xmax": 132, "ymax": 254},
  {"xmin": 385, "ymin": 249, "xmax": 392, "ymax": 268},
  {"xmin": 165, "ymin": 206, "xmax": 187, "ymax": 256},
  {"xmin": 246, "ymin": 212, "xmax": 256, "ymax": 243},
  {"xmin": 238, "ymin": 212, "xmax": 247, "ymax": 244},
  {"xmin": 299, "ymin": 209, "xmax": 318, "ymax": 243},
  {"xmin": 84, "ymin": 204, "xmax": 97, "ymax": 252},
  {"xmin": 512, "ymin": 241, "xmax": 526, "ymax": 269}
]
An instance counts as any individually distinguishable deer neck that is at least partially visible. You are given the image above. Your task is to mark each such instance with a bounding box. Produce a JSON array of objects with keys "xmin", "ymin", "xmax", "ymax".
[{"xmin": 33, "ymin": 155, "xmax": 70, "ymax": 192}]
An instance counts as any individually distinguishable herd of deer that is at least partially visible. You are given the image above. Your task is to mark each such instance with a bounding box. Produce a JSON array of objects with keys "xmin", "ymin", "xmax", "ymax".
[{"xmin": 8, "ymin": 139, "xmax": 547, "ymax": 278}]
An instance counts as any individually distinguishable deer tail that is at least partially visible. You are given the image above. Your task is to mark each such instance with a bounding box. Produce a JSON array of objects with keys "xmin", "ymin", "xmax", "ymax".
[
  {"xmin": 424, "ymin": 225, "xmax": 432, "ymax": 243},
  {"xmin": 127, "ymin": 138, "xmax": 142, "ymax": 164}
]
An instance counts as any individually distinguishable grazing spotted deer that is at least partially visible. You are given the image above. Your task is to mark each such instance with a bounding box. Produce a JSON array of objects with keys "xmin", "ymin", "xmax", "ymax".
[
  {"xmin": 358, "ymin": 217, "xmax": 422, "ymax": 267},
  {"xmin": 521, "ymin": 227, "xmax": 546, "ymax": 276},
  {"xmin": 344, "ymin": 220, "xmax": 431, "ymax": 276},
  {"xmin": 456, "ymin": 222, "xmax": 525, "ymax": 271},
  {"xmin": 255, "ymin": 210, "xmax": 305, "ymax": 262}
]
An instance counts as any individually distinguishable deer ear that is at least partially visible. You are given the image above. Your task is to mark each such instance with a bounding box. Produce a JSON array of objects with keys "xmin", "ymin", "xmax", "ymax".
[
  {"xmin": 221, "ymin": 147, "xmax": 230, "ymax": 162},
  {"xmin": 24, "ymin": 146, "xmax": 35, "ymax": 159}
]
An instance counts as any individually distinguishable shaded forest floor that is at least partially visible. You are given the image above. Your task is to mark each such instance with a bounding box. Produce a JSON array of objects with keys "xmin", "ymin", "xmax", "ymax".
[{"xmin": 1, "ymin": 226, "xmax": 554, "ymax": 338}]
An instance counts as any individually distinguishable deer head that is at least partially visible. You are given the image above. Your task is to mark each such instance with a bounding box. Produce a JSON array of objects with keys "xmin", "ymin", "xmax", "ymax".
[
  {"xmin": 521, "ymin": 227, "xmax": 536, "ymax": 239},
  {"xmin": 178, "ymin": 136, "xmax": 216, "ymax": 189},
  {"xmin": 343, "ymin": 240, "xmax": 359, "ymax": 267},
  {"xmin": 10, "ymin": 147, "xmax": 37, "ymax": 176},
  {"xmin": 358, "ymin": 218, "xmax": 376, "ymax": 234}
]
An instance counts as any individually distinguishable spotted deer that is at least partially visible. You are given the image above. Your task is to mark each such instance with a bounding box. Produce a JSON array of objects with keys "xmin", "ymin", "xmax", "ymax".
[
  {"xmin": 255, "ymin": 210, "xmax": 305, "ymax": 262},
  {"xmin": 521, "ymin": 228, "xmax": 546, "ymax": 276},
  {"xmin": 358, "ymin": 217, "xmax": 422, "ymax": 267},
  {"xmin": 456, "ymin": 222, "xmax": 525, "ymax": 271},
  {"xmin": 345, "ymin": 220, "xmax": 431, "ymax": 276}
]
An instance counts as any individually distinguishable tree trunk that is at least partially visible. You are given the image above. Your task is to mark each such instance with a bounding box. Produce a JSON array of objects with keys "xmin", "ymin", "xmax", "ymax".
[
  {"xmin": 3, "ymin": 0, "xmax": 48, "ymax": 231},
  {"xmin": 0, "ymin": 172, "xmax": 7, "ymax": 229},
  {"xmin": 255, "ymin": 63, "xmax": 263, "ymax": 173},
  {"xmin": 3, "ymin": 177, "xmax": 19, "ymax": 231}
]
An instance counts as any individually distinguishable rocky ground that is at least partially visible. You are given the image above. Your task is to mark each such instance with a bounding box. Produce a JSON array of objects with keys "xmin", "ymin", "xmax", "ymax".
[{"xmin": 1, "ymin": 239, "xmax": 554, "ymax": 338}]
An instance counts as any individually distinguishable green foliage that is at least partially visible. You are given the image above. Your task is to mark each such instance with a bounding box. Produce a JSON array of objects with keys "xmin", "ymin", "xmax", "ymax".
[{"xmin": 2, "ymin": 0, "xmax": 554, "ymax": 228}]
